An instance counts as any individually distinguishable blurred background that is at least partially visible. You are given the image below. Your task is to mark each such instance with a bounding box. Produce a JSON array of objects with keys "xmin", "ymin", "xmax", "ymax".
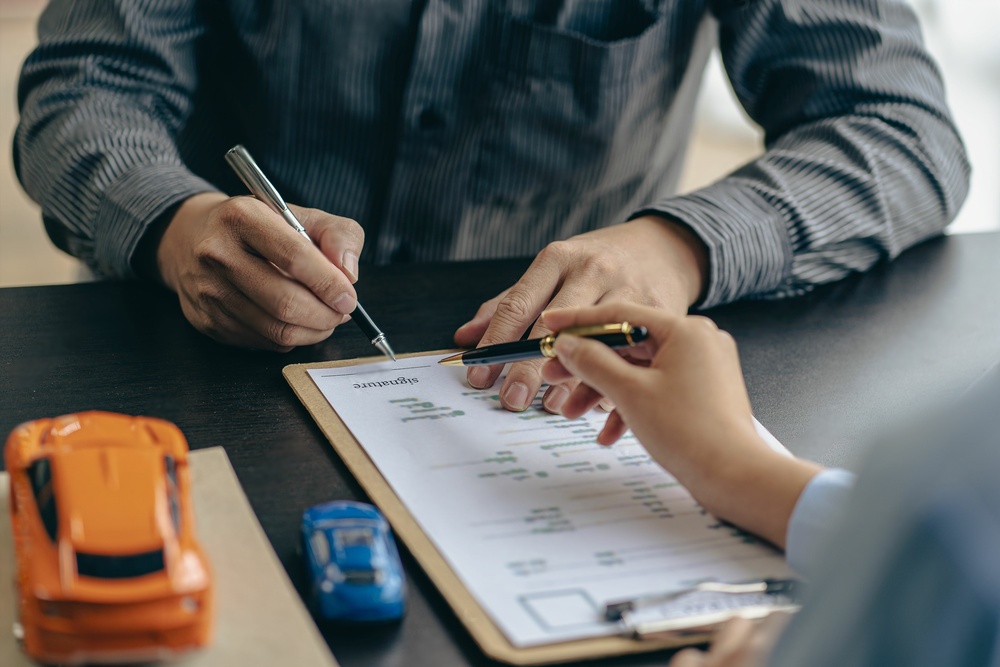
[{"xmin": 2, "ymin": 0, "xmax": 998, "ymax": 287}]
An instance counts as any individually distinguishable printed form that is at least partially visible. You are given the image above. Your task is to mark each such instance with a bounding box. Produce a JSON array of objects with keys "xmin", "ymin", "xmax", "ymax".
[{"xmin": 308, "ymin": 354, "xmax": 792, "ymax": 647}]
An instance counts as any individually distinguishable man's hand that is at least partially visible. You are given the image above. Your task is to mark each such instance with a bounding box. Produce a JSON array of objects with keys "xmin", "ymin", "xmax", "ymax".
[
  {"xmin": 453, "ymin": 215, "xmax": 709, "ymax": 412},
  {"xmin": 540, "ymin": 303, "xmax": 822, "ymax": 549},
  {"xmin": 154, "ymin": 192, "xmax": 365, "ymax": 351}
]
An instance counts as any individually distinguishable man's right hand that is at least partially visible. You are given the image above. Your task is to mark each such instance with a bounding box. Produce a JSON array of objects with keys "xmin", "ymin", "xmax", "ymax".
[{"xmin": 154, "ymin": 193, "xmax": 365, "ymax": 351}]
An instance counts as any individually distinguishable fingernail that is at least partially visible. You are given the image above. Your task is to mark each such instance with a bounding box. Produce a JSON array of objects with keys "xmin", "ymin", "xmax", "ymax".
[
  {"xmin": 598, "ymin": 398, "xmax": 616, "ymax": 412},
  {"xmin": 332, "ymin": 292, "xmax": 357, "ymax": 314},
  {"xmin": 542, "ymin": 385, "xmax": 570, "ymax": 414},
  {"xmin": 502, "ymin": 382, "xmax": 531, "ymax": 411},
  {"xmin": 468, "ymin": 366, "xmax": 491, "ymax": 388},
  {"xmin": 342, "ymin": 252, "xmax": 359, "ymax": 283}
]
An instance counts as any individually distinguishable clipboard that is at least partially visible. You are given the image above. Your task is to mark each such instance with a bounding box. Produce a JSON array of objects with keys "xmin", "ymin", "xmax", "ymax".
[{"xmin": 284, "ymin": 351, "xmax": 794, "ymax": 665}]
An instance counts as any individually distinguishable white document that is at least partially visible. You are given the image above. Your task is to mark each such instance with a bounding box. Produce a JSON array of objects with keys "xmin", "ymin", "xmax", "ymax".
[{"xmin": 308, "ymin": 355, "xmax": 792, "ymax": 647}]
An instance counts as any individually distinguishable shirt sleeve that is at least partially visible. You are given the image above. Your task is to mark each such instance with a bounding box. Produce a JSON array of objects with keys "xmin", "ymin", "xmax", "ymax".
[
  {"xmin": 13, "ymin": 0, "xmax": 220, "ymax": 279},
  {"xmin": 637, "ymin": 0, "xmax": 970, "ymax": 308},
  {"xmin": 768, "ymin": 370, "xmax": 1000, "ymax": 667},
  {"xmin": 785, "ymin": 468, "xmax": 856, "ymax": 578}
]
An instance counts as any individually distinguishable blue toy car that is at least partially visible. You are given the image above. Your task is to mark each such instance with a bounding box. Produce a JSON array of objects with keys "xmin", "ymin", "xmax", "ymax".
[{"xmin": 300, "ymin": 500, "xmax": 406, "ymax": 622}]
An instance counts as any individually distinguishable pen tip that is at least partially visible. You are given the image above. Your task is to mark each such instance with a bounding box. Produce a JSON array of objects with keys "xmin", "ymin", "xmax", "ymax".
[
  {"xmin": 375, "ymin": 339, "xmax": 396, "ymax": 362},
  {"xmin": 438, "ymin": 353, "xmax": 464, "ymax": 367}
]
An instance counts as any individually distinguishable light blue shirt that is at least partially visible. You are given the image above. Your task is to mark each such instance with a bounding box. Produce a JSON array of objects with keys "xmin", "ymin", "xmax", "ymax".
[
  {"xmin": 770, "ymin": 366, "xmax": 1000, "ymax": 667},
  {"xmin": 785, "ymin": 468, "xmax": 856, "ymax": 577}
]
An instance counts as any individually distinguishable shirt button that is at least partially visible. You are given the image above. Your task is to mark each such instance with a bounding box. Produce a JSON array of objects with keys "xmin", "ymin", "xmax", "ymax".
[{"xmin": 417, "ymin": 107, "xmax": 446, "ymax": 130}]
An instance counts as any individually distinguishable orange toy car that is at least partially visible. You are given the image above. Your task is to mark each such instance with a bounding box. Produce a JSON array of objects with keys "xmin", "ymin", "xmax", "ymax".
[{"xmin": 5, "ymin": 411, "xmax": 213, "ymax": 665}]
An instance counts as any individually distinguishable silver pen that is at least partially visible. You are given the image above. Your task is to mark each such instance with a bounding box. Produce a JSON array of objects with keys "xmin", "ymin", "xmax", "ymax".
[{"xmin": 225, "ymin": 145, "xmax": 396, "ymax": 361}]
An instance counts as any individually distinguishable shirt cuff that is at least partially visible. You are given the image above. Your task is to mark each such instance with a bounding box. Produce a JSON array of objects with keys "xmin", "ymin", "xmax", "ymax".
[
  {"xmin": 93, "ymin": 162, "xmax": 221, "ymax": 278},
  {"xmin": 632, "ymin": 180, "xmax": 794, "ymax": 308},
  {"xmin": 785, "ymin": 467, "xmax": 856, "ymax": 578}
]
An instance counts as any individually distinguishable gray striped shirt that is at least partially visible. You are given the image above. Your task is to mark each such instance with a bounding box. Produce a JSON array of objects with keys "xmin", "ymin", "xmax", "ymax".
[{"xmin": 14, "ymin": 0, "xmax": 969, "ymax": 308}]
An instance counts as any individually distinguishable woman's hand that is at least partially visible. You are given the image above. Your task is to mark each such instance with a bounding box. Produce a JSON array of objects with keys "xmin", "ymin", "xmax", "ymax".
[
  {"xmin": 455, "ymin": 216, "xmax": 707, "ymax": 411},
  {"xmin": 540, "ymin": 303, "xmax": 822, "ymax": 548},
  {"xmin": 668, "ymin": 614, "xmax": 791, "ymax": 667}
]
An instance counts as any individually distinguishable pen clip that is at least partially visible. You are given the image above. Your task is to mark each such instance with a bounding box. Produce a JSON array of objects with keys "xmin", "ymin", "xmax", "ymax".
[
  {"xmin": 226, "ymin": 145, "xmax": 289, "ymax": 212},
  {"xmin": 608, "ymin": 579, "xmax": 802, "ymax": 641},
  {"xmin": 559, "ymin": 323, "xmax": 633, "ymax": 338},
  {"xmin": 605, "ymin": 578, "xmax": 801, "ymax": 622},
  {"xmin": 619, "ymin": 603, "xmax": 800, "ymax": 641}
]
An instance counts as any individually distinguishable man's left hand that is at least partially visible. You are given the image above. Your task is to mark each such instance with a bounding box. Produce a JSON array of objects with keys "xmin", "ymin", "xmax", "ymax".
[{"xmin": 453, "ymin": 215, "xmax": 708, "ymax": 412}]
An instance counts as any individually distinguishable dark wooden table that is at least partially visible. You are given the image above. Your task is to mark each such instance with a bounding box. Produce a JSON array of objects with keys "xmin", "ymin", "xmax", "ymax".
[{"xmin": 3, "ymin": 232, "xmax": 999, "ymax": 666}]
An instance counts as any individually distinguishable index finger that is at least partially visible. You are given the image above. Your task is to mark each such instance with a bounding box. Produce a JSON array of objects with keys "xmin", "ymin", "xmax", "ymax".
[
  {"xmin": 464, "ymin": 258, "xmax": 565, "ymax": 389},
  {"xmin": 476, "ymin": 260, "xmax": 565, "ymax": 348}
]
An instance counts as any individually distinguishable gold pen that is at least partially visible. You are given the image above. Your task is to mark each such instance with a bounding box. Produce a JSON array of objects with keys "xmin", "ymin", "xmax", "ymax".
[{"xmin": 438, "ymin": 323, "xmax": 648, "ymax": 367}]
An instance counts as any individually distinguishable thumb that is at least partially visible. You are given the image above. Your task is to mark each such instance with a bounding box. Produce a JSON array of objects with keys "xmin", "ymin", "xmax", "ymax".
[{"xmin": 552, "ymin": 334, "xmax": 642, "ymax": 405}]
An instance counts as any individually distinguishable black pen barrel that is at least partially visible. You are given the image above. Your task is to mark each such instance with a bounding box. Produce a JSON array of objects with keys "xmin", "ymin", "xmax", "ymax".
[
  {"xmin": 351, "ymin": 303, "xmax": 383, "ymax": 342},
  {"xmin": 453, "ymin": 339, "xmax": 540, "ymax": 366},
  {"xmin": 454, "ymin": 326, "xmax": 648, "ymax": 366}
]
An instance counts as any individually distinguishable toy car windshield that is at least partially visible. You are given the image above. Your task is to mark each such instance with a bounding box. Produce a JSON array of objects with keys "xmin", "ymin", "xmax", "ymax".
[
  {"xmin": 76, "ymin": 550, "xmax": 166, "ymax": 579},
  {"xmin": 342, "ymin": 569, "xmax": 383, "ymax": 586},
  {"xmin": 335, "ymin": 527, "xmax": 376, "ymax": 549}
]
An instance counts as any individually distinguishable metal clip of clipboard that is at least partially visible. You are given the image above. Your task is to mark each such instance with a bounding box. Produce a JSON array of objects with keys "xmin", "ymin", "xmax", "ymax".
[{"xmin": 605, "ymin": 578, "xmax": 802, "ymax": 640}]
